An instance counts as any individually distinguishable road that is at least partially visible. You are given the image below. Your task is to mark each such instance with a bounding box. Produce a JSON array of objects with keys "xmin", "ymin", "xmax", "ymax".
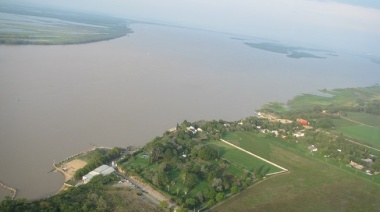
[{"xmin": 114, "ymin": 171, "xmax": 175, "ymax": 208}]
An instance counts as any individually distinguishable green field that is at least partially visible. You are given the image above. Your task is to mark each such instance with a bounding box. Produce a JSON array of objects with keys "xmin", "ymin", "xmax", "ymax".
[
  {"xmin": 336, "ymin": 125, "xmax": 380, "ymax": 148},
  {"xmin": 212, "ymin": 132, "xmax": 380, "ymax": 211},
  {"xmin": 333, "ymin": 112, "xmax": 380, "ymax": 148},
  {"xmin": 223, "ymin": 132, "xmax": 279, "ymax": 159},
  {"xmin": 208, "ymin": 141, "xmax": 282, "ymax": 175},
  {"xmin": 345, "ymin": 112, "xmax": 380, "ymax": 126}
]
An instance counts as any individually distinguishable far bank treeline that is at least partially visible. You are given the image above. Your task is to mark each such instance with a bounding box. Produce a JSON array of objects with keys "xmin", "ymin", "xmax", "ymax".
[{"xmin": 0, "ymin": 4, "xmax": 133, "ymax": 45}]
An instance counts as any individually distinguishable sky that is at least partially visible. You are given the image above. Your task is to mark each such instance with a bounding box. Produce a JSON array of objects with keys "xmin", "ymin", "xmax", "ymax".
[{"xmin": 3, "ymin": 0, "xmax": 380, "ymax": 55}]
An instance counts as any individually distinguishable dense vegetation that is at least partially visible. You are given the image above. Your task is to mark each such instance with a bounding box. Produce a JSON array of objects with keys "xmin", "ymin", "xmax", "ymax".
[
  {"xmin": 0, "ymin": 4, "xmax": 133, "ymax": 45},
  {"xmin": 119, "ymin": 119, "xmax": 277, "ymax": 210},
  {"xmin": 0, "ymin": 175, "xmax": 160, "ymax": 212}
]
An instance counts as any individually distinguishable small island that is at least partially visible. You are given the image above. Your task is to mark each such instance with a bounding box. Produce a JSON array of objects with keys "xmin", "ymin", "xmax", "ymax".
[{"xmin": 244, "ymin": 42, "xmax": 329, "ymax": 59}]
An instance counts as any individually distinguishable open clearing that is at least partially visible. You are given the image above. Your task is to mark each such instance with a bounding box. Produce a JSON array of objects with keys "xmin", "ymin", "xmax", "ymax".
[
  {"xmin": 61, "ymin": 159, "xmax": 87, "ymax": 178},
  {"xmin": 212, "ymin": 133, "xmax": 380, "ymax": 211}
]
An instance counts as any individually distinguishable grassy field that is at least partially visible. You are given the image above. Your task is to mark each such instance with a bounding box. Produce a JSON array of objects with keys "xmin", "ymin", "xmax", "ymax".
[
  {"xmin": 223, "ymin": 132, "xmax": 279, "ymax": 159},
  {"xmin": 208, "ymin": 139, "xmax": 283, "ymax": 174},
  {"xmin": 333, "ymin": 112, "xmax": 380, "ymax": 148},
  {"xmin": 212, "ymin": 132, "xmax": 380, "ymax": 211},
  {"xmin": 344, "ymin": 112, "xmax": 380, "ymax": 126},
  {"xmin": 336, "ymin": 125, "xmax": 380, "ymax": 148}
]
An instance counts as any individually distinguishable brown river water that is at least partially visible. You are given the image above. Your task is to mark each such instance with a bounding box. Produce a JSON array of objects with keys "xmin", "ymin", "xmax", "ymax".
[{"xmin": 0, "ymin": 24, "xmax": 379, "ymax": 200}]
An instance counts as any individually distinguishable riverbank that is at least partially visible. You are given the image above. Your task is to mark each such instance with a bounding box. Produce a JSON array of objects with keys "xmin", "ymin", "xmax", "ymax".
[
  {"xmin": 52, "ymin": 146, "xmax": 116, "ymax": 194},
  {"xmin": 0, "ymin": 182, "xmax": 17, "ymax": 200},
  {"xmin": 53, "ymin": 159, "xmax": 87, "ymax": 193}
]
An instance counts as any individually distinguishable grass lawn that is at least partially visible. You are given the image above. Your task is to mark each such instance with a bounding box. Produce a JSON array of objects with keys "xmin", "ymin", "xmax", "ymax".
[
  {"xmin": 211, "ymin": 135, "xmax": 380, "ymax": 211},
  {"xmin": 333, "ymin": 112, "xmax": 380, "ymax": 148},
  {"xmin": 226, "ymin": 164, "xmax": 245, "ymax": 178},
  {"xmin": 208, "ymin": 140, "xmax": 282, "ymax": 174},
  {"xmin": 122, "ymin": 153, "xmax": 151, "ymax": 170},
  {"xmin": 345, "ymin": 112, "xmax": 380, "ymax": 127},
  {"xmin": 223, "ymin": 132, "xmax": 277, "ymax": 159},
  {"xmin": 333, "ymin": 118, "xmax": 358, "ymax": 127},
  {"xmin": 336, "ymin": 125, "xmax": 380, "ymax": 148},
  {"xmin": 333, "ymin": 113, "xmax": 380, "ymax": 149}
]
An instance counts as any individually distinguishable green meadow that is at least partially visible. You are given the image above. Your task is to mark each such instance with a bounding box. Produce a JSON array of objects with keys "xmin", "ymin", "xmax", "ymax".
[
  {"xmin": 333, "ymin": 112, "xmax": 380, "ymax": 148},
  {"xmin": 208, "ymin": 139, "xmax": 282, "ymax": 175}
]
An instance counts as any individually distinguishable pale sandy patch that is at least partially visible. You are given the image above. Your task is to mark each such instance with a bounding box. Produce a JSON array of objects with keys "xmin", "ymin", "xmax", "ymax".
[
  {"xmin": 54, "ymin": 159, "xmax": 87, "ymax": 192},
  {"xmin": 62, "ymin": 159, "xmax": 87, "ymax": 179}
]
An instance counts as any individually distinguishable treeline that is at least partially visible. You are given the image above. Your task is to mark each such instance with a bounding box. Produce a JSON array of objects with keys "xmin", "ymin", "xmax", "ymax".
[
  {"xmin": 0, "ymin": 27, "xmax": 132, "ymax": 46},
  {"xmin": 74, "ymin": 147, "xmax": 122, "ymax": 180},
  {"xmin": 364, "ymin": 100, "xmax": 380, "ymax": 115}
]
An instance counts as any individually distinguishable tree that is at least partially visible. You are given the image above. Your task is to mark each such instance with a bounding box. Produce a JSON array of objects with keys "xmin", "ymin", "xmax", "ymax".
[
  {"xmin": 96, "ymin": 196, "xmax": 108, "ymax": 211},
  {"xmin": 150, "ymin": 143, "xmax": 164, "ymax": 163},
  {"xmin": 203, "ymin": 188, "xmax": 216, "ymax": 200},
  {"xmin": 176, "ymin": 206, "xmax": 188, "ymax": 212},
  {"xmin": 196, "ymin": 192, "xmax": 204, "ymax": 203},
  {"xmin": 215, "ymin": 192, "xmax": 225, "ymax": 202},
  {"xmin": 231, "ymin": 185, "xmax": 239, "ymax": 195},
  {"xmin": 185, "ymin": 198, "xmax": 196, "ymax": 208},
  {"xmin": 164, "ymin": 149, "xmax": 173, "ymax": 161},
  {"xmin": 185, "ymin": 173, "xmax": 199, "ymax": 188},
  {"xmin": 211, "ymin": 178, "xmax": 223, "ymax": 191},
  {"xmin": 198, "ymin": 146, "xmax": 218, "ymax": 161},
  {"xmin": 160, "ymin": 201, "xmax": 168, "ymax": 209},
  {"xmin": 206, "ymin": 199, "xmax": 215, "ymax": 207}
]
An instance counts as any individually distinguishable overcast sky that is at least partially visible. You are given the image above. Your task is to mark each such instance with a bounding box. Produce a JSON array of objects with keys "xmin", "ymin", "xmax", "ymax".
[{"xmin": 3, "ymin": 0, "xmax": 380, "ymax": 54}]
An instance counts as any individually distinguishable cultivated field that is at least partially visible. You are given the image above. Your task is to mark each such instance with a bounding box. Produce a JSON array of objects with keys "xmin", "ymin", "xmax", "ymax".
[
  {"xmin": 334, "ymin": 112, "xmax": 380, "ymax": 148},
  {"xmin": 212, "ymin": 133, "xmax": 380, "ymax": 211}
]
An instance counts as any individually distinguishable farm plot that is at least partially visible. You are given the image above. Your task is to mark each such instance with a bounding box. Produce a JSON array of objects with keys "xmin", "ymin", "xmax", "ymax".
[
  {"xmin": 334, "ymin": 112, "xmax": 380, "ymax": 148},
  {"xmin": 209, "ymin": 132, "xmax": 285, "ymax": 175}
]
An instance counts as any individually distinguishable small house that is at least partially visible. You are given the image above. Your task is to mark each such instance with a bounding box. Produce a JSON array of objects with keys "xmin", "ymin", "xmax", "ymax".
[
  {"xmin": 296, "ymin": 118, "xmax": 308, "ymax": 126},
  {"xmin": 308, "ymin": 145, "xmax": 318, "ymax": 152}
]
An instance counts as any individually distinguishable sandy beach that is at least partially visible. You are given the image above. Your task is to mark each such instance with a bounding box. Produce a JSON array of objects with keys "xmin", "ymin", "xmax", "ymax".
[{"xmin": 54, "ymin": 159, "xmax": 87, "ymax": 192}]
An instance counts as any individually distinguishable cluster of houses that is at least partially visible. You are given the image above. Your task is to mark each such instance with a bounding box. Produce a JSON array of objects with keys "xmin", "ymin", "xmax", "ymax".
[
  {"xmin": 186, "ymin": 126, "xmax": 203, "ymax": 134},
  {"xmin": 82, "ymin": 164, "xmax": 115, "ymax": 184},
  {"xmin": 257, "ymin": 112, "xmax": 293, "ymax": 124},
  {"xmin": 308, "ymin": 145, "xmax": 318, "ymax": 152}
]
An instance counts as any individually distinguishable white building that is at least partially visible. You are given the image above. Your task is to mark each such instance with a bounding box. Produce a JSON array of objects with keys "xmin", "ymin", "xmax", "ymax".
[{"xmin": 82, "ymin": 164, "xmax": 115, "ymax": 184}]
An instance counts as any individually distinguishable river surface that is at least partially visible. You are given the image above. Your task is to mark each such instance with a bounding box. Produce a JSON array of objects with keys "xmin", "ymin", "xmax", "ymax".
[{"xmin": 0, "ymin": 24, "xmax": 379, "ymax": 200}]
